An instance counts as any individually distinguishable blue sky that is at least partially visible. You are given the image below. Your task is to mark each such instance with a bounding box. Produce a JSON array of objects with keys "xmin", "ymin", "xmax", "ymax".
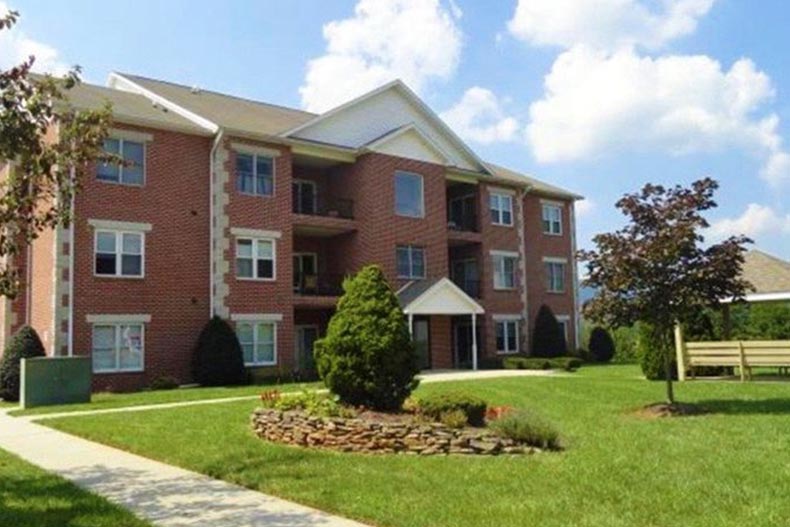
[{"xmin": 2, "ymin": 0, "xmax": 789, "ymax": 260}]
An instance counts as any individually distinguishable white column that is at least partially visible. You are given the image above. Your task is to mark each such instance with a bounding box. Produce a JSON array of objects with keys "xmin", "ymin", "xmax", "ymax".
[
  {"xmin": 471, "ymin": 312, "xmax": 478, "ymax": 371},
  {"xmin": 408, "ymin": 313, "xmax": 414, "ymax": 337}
]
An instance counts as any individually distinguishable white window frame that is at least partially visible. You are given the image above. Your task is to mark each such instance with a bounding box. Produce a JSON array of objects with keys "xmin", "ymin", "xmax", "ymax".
[
  {"xmin": 544, "ymin": 257, "xmax": 567, "ymax": 293},
  {"xmin": 396, "ymin": 245, "xmax": 426, "ymax": 280},
  {"xmin": 491, "ymin": 251, "xmax": 518, "ymax": 290},
  {"xmin": 235, "ymin": 320, "xmax": 278, "ymax": 366},
  {"xmin": 235, "ymin": 237, "xmax": 276, "ymax": 281},
  {"xmin": 236, "ymin": 152, "xmax": 275, "ymax": 197},
  {"xmin": 490, "ymin": 192, "xmax": 514, "ymax": 226},
  {"xmin": 97, "ymin": 138, "xmax": 146, "ymax": 186},
  {"xmin": 494, "ymin": 318, "xmax": 520, "ymax": 354},
  {"xmin": 394, "ymin": 171, "xmax": 425, "ymax": 218},
  {"xmin": 91, "ymin": 322, "xmax": 145, "ymax": 373},
  {"xmin": 93, "ymin": 229, "xmax": 145, "ymax": 278},
  {"xmin": 542, "ymin": 202, "xmax": 563, "ymax": 235},
  {"xmin": 556, "ymin": 315, "xmax": 571, "ymax": 345}
]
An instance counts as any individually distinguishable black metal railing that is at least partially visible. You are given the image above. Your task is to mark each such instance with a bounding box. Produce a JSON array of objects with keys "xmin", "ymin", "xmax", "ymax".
[
  {"xmin": 447, "ymin": 213, "xmax": 478, "ymax": 233},
  {"xmin": 294, "ymin": 273, "xmax": 345, "ymax": 296},
  {"xmin": 293, "ymin": 196, "xmax": 354, "ymax": 219}
]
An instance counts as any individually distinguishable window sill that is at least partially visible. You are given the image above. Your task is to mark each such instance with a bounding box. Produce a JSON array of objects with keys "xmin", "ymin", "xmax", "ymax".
[
  {"xmin": 93, "ymin": 274, "xmax": 145, "ymax": 280},
  {"xmin": 542, "ymin": 231, "xmax": 563, "ymax": 237},
  {"xmin": 96, "ymin": 178, "xmax": 145, "ymax": 188},
  {"xmin": 493, "ymin": 286, "xmax": 517, "ymax": 292},
  {"xmin": 238, "ymin": 191, "xmax": 275, "ymax": 199},
  {"xmin": 496, "ymin": 350, "xmax": 520, "ymax": 355},
  {"xmin": 93, "ymin": 368, "xmax": 145, "ymax": 375},
  {"xmin": 236, "ymin": 277, "xmax": 277, "ymax": 282},
  {"xmin": 245, "ymin": 362, "xmax": 277, "ymax": 368},
  {"xmin": 547, "ymin": 290, "xmax": 566, "ymax": 295},
  {"xmin": 491, "ymin": 222, "xmax": 514, "ymax": 228},
  {"xmin": 395, "ymin": 213, "xmax": 425, "ymax": 220}
]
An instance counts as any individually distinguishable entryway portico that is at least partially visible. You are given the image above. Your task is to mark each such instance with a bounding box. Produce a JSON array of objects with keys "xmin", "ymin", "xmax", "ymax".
[{"xmin": 397, "ymin": 277, "xmax": 485, "ymax": 370}]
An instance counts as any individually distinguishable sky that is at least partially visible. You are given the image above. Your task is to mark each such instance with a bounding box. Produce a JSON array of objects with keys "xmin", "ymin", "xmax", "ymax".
[{"xmin": 2, "ymin": 0, "xmax": 789, "ymax": 261}]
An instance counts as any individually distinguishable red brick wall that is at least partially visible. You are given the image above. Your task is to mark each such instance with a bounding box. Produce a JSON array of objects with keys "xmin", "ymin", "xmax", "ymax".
[
  {"xmin": 72, "ymin": 125, "xmax": 212, "ymax": 391},
  {"xmin": 523, "ymin": 194, "xmax": 577, "ymax": 350},
  {"xmin": 29, "ymin": 225, "xmax": 55, "ymax": 352}
]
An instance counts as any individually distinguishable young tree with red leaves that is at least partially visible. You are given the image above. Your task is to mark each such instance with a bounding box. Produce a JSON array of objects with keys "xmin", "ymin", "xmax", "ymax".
[{"xmin": 579, "ymin": 178, "xmax": 752, "ymax": 404}]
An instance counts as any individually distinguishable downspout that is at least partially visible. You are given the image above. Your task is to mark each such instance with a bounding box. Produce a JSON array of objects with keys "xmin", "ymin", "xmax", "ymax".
[
  {"xmin": 516, "ymin": 186, "xmax": 531, "ymax": 354},
  {"xmin": 67, "ymin": 167, "xmax": 76, "ymax": 357},
  {"xmin": 209, "ymin": 129, "xmax": 225, "ymax": 318},
  {"xmin": 570, "ymin": 201, "xmax": 580, "ymax": 350}
]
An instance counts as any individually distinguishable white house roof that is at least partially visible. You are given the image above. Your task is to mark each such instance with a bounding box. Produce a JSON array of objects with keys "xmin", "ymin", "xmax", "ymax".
[{"xmin": 397, "ymin": 277, "xmax": 484, "ymax": 315}]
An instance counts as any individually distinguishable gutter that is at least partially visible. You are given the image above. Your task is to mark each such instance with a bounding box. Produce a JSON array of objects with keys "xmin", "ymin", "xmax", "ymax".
[
  {"xmin": 209, "ymin": 129, "xmax": 225, "ymax": 318},
  {"xmin": 67, "ymin": 167, "xmax": 76, "ymax": 356}
]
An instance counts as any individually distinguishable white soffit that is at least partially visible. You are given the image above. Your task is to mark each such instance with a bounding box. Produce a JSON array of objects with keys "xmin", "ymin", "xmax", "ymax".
[{"xmin": 403, "ymin": 277, "xmax": 484, "ymax": 315}]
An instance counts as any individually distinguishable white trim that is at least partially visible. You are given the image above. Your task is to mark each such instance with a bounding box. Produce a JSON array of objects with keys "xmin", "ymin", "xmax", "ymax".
[
  {"xmin": 495, "ymin": 318, "xmax": 520, "ymax": 355},
  {"xmin": 542, "ymin": 256, "xmax": 569, "ymax": 264},
  {"xmin": 540, "ymin": 198, "xmax": 565, "ymax": 207},
  {"xmin": 109, "ymin": 128, "xmax": 153, "ymax": 143},
  {"xmin": 230, "ymin": 313, "xmax": 283, "ymax": 322},
  {"xmin": 489, "ymin": 186, "xmax": 517, "ymax": 196},
  {"xmin": 489, "ymin": 192, "xmax": 514, "ymax": 227},
  {"xmin": 556, "ymin": 315, "xmax": 571, "ymax": 346},
  {"xmin": 93, "ymin": 229, "xmax": 145, "ymax": 279},
  {"xmin": 394, "ymin": 170, "xmax": 425, "ymax": 219},
  {"xmin": 721, "ymin": 291, "xmax": 790, "ymax": 304},
  {"xmin": 230, "ymin": 142, "xmax": 282, "ymax": 158},
  {"xmin": 402, "ymin": 277, "xmax": 485, "ymax": 315},
  {"xmin": 490, "ymin": 250, "xmax": 519, "ymax": 258},
  {"xmin": 86, "ymin": 314, "xmax": 151, "ymax": 323},
  {"xmin": 234, "ymin": 236, "xmax": 277, "ymax": 281},
  {"xmin": 91, "ymin": 321, "xmax": 145, "ymax": 374},
  {"xmin": 234, "ymin": 150, "xmax": 276, "ymax": 197},
  {"xmin": 396, "ymin": 245, "xmax": 426, "ymax": 280},
  {"xmin": 235, "ymin": 318, "xmax": 279, "ymax": 367},
  {"xmin": 541, "ymin": 202, "xmax": 563, "ymax": 236},
  {"xmin": 492, "ymin": 314, "xmax": 522, "ymax": 321},
  {"xmin": 97, "ymin": 138, "xmax": 146, "ymax": 187},
  {"xmin": 230, "ymin": 227, "xmax": 282, "ymax": 239},
  {"xmin": 362, "ymin": 124, "xmax": 453, "ymax": 164},
  {"xmin": 88, "ymin": 219, "xmax": 152, "ymax": 232}
]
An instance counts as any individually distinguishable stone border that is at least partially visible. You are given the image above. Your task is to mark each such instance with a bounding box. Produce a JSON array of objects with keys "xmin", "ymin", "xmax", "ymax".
[{"xmin": 251, "ymin": 408, "xmax": 536, "ymax": 455}]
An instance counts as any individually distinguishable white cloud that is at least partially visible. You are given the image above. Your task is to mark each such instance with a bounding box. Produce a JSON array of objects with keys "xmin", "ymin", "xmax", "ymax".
[
  {"xmin": 525, "ymin": 46, "xmax": 790, "ymax": 184},
  {"xmin": 0, "ymin": 3, "xmax": 70, "ymax": 75},
  {"xmin": 709, "ymin": 203, "xmax": 790, "ymax": 240},
  {"xmin": 440, "ymin": 87, "xmax": 519, "ymax": 144},
  {"xmin": 299, "ymin": 0, "xmax": 462, "ymax": 113},
  {"xmin": 507, "ymin": 0, "xmax": 714, "ymax": 51},
  {"xmin": 575, "ymin": 198, "xmax": 595, "ymax": 218}
]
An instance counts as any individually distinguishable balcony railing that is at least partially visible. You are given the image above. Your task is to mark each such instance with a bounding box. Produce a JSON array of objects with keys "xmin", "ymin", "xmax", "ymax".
[
  {"xmin": 294, "ymin": 273, "xmax": 345, "ymax": 296},
  {"xmin": 447, "ymin": 213, "xmax": 478, "ymax": 233},
  {"xmin": 293, "ymin": 196, "xmax": 354, "ymax": 219}
]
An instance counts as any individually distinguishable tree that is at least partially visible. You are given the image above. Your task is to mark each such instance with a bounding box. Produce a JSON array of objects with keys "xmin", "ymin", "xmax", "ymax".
[
  {"xmin": 0, "ymin": 325, "xmax": 45, "ymax": 401},
  {"xmin": 0, "ymin": 9, "xmax": 113, "ymax": 298},
  {"xmin": 531, "ymin": 304, "xmax": 566, "ymax": 358},
  {"xmin": 314, "ymin": 265, "xmax": 419, "ymax": 410},
  {"xmin": 580, "ymin": 178, "xmax": 751, "ymax": 404},
  {"xmin": 588, "ymin": 326, "xmax": 615, "ymax": 363},
  {"xmin": 192, "ymin": 316, "xmax": 247, "ymax": 386}
]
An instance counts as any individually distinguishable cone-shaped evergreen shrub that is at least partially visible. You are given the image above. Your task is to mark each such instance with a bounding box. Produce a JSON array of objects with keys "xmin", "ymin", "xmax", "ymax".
[
  {"xmin": 314, "ymin": 265, "xmax": 419, "ymax": 410},
  {"xmin": 531, "ymin": 304, "xmax": 567, "ymax": 358},
  {"xmin": 192, "ymin": 316, "xmax": 247, "ymax": 386},
  {"xmin": 588, "ymin": 326, "xmax": 615, "ymax": 363},
  {"xmin": 637, "ymin": 323, "xmax": 677, "ymax": 380},
  {"xmin": 0, "ymin": 325, "xmax": 46, "ymax": 402}
]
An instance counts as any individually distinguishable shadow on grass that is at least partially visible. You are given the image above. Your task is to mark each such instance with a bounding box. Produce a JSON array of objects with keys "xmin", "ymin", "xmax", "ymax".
[{"xmin": 698, "ymin": 398, "xmax": 790, "ymax": 415}]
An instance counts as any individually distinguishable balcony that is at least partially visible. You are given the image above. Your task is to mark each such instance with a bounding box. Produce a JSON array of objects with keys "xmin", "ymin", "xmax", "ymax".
[
  {"xmin": 293, "ymin": 273, "xmax": 345, "ymax": 308},
  {"xmin": 452, "ymin": 278, "xmax": 481, "ymax": 299},
  {"xmin": 447, "ymin": 213, "xmax": 478, "ymax": 233},
  {"xmin": 293, "ymin": 195, "xmax": 354, "ymax": 220}
]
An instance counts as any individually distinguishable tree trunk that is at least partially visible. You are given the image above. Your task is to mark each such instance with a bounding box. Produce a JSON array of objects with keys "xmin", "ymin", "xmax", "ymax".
[{"xmin": 662, "ymin": 329, "xmax": 675, "ymax": 404}]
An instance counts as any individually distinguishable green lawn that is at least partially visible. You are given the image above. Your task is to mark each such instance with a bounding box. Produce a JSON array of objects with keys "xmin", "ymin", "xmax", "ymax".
[
  {"xmin": 10, "ymin": 379, "xmax": 319, "ymax": 417},
  {"xmin": 0, "ymin": 448, "xmax": 150, "ymax": 527},
  {"xmin": 44, "ymin": 365, "xmax": 790, "ymax": 527}
]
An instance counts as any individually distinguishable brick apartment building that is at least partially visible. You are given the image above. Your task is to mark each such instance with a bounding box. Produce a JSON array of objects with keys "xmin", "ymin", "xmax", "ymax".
[{"xmin": 0, "ymin": 74, "xmax": 582, "ymax": 391}]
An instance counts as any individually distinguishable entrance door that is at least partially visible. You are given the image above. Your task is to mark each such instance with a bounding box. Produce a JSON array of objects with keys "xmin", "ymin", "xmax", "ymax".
[
  {"xmin": 292, "ymin": 180, "xmax": 317, "ymax": 214},
  {"xmin": 454, "ymin": 321, "xmax": 480, "ymax": 369},
  {"xmin": 413, "ymin": 318, "xmax": 431, "ymax": 370},
  {"xmin": 293, "ymin": 253, "xmax": 317, "ymax": 293},
  {"xmin": 296, "ymin": 326, "xmax": 319, "ymax": 372}
]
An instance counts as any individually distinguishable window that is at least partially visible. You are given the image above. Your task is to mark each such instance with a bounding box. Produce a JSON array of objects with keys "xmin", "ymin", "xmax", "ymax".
[
  {"xmin": 237, "ymin": 321, "xmax": 276, "ymax": 366},
  {"xmin": 492, "ymin": 253, "xmax": 517, "ymax": 290},
  {"xmin": 495, "ymin": 320, "xmax": 519, "ymax": 354},
  {"xmin": 545, "ymin": 261, "xmax": 566, "ymax": 292},
  {"xmin": 95, "ymin": 230, "xmax": 143, "ymax": 277},
  {"xmin": 97, "ymin": 138, "xmax": 144, "ymax": 185},
  {"xmin": 92, "ymin": 323, "xmax": 144, "ymax": 373},
  {"xmin": 292, "ymin": 180, "xmax": 316, "ymax": 214},
  {"xmin": 394, "ymin": 171, "xmax": 424, "ymax": 218},
  {"xmin": 396, "ymin": 245, "xmax": 425, "ymax": 279},
  {"xmin": 556, "ymin": 317, "xmax": 570, "ymax": 345},
  {"xmin": 542, "ymin": 204, "xmax": 562, "ymax": 235},
  {"xmin": 236, "ymin": 238, "xmax": 275, "ymax": 280},
  {"xmin": 236, "ymin": 153, "xmax": 274, "ymax": 196},
  {"xmin": 490, "ymin": 193, "xmax": 513, "ymax": 226}
]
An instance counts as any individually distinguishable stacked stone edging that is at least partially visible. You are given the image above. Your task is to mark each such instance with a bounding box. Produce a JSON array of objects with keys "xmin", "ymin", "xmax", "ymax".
[{"xmin": 251, "ymin": 408, "xmax": 536, "ymax": 455}]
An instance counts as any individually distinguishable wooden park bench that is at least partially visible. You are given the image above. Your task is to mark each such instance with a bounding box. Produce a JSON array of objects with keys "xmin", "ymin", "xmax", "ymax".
[{"xmin": 675, "ymin": 327, "xmax": 790, "ymax": 381}]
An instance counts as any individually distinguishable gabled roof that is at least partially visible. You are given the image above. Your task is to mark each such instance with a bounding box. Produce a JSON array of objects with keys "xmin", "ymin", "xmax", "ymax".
[
  {"xmin": 361, "ymin": 124, "xmax": 452, "ymax": 165},
  {"xmin": 58, "ymin": 81, "xmax": 211, "ymax": 135},
  {"xmin": 109, "ymin": 72, "xmax": 315, "ymax": 137},
  {"xmin": 486, "ymin": 162, "xmax": 583, "ymax": 200},
  {"xmin": 742, "ymin": 250, "xmax": 790, "ymax": 295},
  {"xmin": 397, "ymin": 277, "xmax": 484, "ymax": 315}
]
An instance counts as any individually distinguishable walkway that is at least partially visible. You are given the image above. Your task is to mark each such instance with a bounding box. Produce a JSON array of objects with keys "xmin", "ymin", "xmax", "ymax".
[{"xmin": 0, "ymin": 410, "xmax": 369, "ymax": 527}]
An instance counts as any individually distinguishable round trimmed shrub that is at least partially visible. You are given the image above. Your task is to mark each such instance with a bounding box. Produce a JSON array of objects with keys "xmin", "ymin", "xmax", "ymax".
[
  {"xmin": 192, "ymin": 316, "xmax": 247, "ymax": 386},
  {"xmin": 588, "ymin": 327, "xmax": 615, "ymax": 363},
  {"xmin": 531, "ymin": 304, "xmax": 567, "ymax": 358},
  {"xmin": 314, "ymin": 265, "xmax": 419, "ymax": 410},
  {"xmin": 416, "ymin": 391, "xmax": 487, "ymax": 426},
  {"xmin": 0, "ymin": 325, "xmax": 46, "ymax": 402}
]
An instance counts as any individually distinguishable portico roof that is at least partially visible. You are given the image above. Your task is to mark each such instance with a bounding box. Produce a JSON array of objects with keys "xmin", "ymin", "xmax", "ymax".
[{"xmin": 397, "ymin": 277, "xmax": 484, "ymax": 316}]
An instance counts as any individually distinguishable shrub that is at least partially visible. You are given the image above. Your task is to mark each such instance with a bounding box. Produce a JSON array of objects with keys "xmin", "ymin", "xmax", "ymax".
[
  {"xmin": 478, "ymin": 356, "xmax": 504, "ymax": 370},
  {"xmin": 554, "ymin": 357, "xmax": 582, "ymax": 371},
  {"xmin": 192, "ymin": 316, "xmax": 247, "ymax": 387},
  {"xmin": 588, "ymin": 327, "xmax": 615, "ymax": 363},
  {"xmin": 314, "ymin": 265, "xmax": 419, "ymax": 410},
  {"xmin": 439, "ymin": 409, "xmax": 468, "ymax": 429},
  {"xmin": 0, "ymin": 326, "xmax": 46, "ymax": 402},
  {"xmin": 612, "ymin": 326, "xmax": 639, "ymax": 363},
  {"xmin": 416, "ymin": 392, "xmax": 487, "ymax": 427},
  {"xmin": 503, "ymin": 356, "xmax": 550, "ymax": 370},
  {"xmin": 262, "ymin": 389, "xmax": 352, "ymax": 418},
  {"xmin": 489, "ymin": 409, "xmax": 561, "ymax": 450},
  {"xmin": 637, "ymin": 323, "xmax": 677, "ymax": 380},
  {"xmin": 531, "ymin": 305, "xmax": 567, "ymax": 357},
  {"xmin": 149, "ymin": 376, "xmax": 179, "ymax": 390}
]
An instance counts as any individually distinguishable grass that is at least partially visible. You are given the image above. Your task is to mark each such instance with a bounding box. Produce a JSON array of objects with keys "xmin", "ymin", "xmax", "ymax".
[
  {"xmin": 0, "ymin": 448, "xmax": 150, "ymax": 527},
  {"xmin": 10, "ymin": 379, "xmax": 319, "ymax": 417},
  {"xmin": 44, "ymin": 364, "xmax": 790, "ymax": 527}
]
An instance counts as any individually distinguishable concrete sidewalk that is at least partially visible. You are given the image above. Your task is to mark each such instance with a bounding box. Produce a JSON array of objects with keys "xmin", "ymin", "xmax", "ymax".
[{"xmin": 0, "ymin": 410, "xmax": 369, "ymax": 527}]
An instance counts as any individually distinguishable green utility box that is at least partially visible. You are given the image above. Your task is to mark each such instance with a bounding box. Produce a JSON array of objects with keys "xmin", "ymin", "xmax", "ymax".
[{"xmin": 20, "ymin": 356, "xmax": 92, "ymax": 409}]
